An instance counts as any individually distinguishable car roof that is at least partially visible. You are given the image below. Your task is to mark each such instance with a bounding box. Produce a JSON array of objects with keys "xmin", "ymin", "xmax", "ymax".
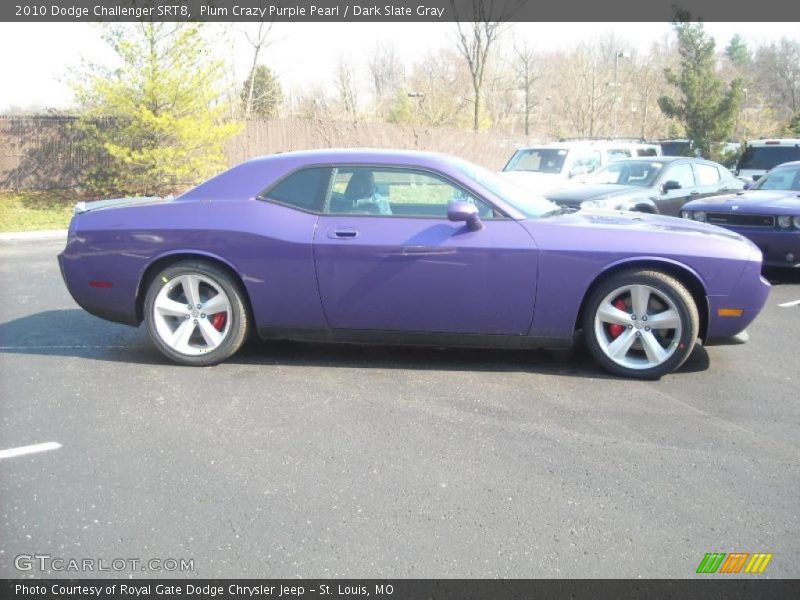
[
  {"xmin": 514, "ymin": 140, "xmax": 657, "ymax": 151},
  {"xmin": 243, "ymin": 148, "xmax": 452, "ymax": 166},
  {"xmin": 601, "ymin": 156, "xmax": 684, "ymax": 165},
  {"xmin": 745, "ymin": 139, "xmax": 800, "ymax": 146}
]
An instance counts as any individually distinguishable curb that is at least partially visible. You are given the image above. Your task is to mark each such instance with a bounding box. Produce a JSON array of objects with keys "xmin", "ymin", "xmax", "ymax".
[{"xmin": 0, "ymin": 229, "xmax": 68, "ymax": 242}]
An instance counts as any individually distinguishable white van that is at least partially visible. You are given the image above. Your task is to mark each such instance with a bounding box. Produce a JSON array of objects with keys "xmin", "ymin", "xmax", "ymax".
[
  {"xmin": 500, "ymin": 140, "xmax": 661, "ymax": 195},
  {"xmin": 736, "ymin": 139, "xmax": 800, "ymax": 182}
]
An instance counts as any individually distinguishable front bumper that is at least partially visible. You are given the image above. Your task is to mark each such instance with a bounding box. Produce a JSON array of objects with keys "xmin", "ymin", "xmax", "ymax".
[
  {"xmin": 705, "ymin": 258, "xmax": 771, "ymax": 344},
  {"xmin": 722, "ymin": 227, "xmax": 800, "ymax": 268}
]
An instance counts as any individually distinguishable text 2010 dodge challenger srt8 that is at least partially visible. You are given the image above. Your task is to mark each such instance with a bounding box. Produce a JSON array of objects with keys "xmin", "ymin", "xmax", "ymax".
[{"xmin": 59, "ymin": 149, "xmax": 771, "ymax": 378}]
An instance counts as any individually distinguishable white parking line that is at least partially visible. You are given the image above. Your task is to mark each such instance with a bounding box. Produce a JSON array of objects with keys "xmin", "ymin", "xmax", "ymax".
[
  {"xmin": 0, "ymin": 442, "xmax": 62, "ymax": 460},
  {"xmin": 778, "ymin": 299, "xmax": 800, "ymax": 308}
]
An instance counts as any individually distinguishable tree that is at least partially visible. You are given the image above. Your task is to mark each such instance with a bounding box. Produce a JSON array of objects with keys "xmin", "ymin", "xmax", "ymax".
[
  {"xmin": 242, "ymin": 22, "xmax": 275, "ymax": 118},
  {"xmin": 509, "ymin": 39, "xmax": 539, "ymax": 136},
  {"xmin": 73, "ymin": 23, "xmax": 240, "ymax": 195},
  {"xmin": 725, "ymin": 34, "xmax": 750, "ymax": 67},
  {"xmin": 405, "ymin": 48, "xmax": 472, "ymax": 127},
  {"xmin": 658, "ymin": 19, "xmax": 743, "ymax": 158},
  {"xmin": 452, "ymin": 1, "xmax": 510, "ymax": 131},
  {"xmin": 335, "ymin": 58, "xmax": 359, "ymax": 121},
  {"xmin": 386, "ymin": 90, "xmax": 415, "ymax": 124},
  {"xmin": 367, "ymin": 43, "xmax": 405, "ymax": 119},
  {"xmin": 551, "ymin": 41, "xmax": 617, "ymax": 138},
  {"xmin": 754, "ymin": 38, "xmax": 800, "ymax": 121},
  {"xmin": 785, "ymin": 112, "xmax": 800, "ymax": 136},
  {"xmin": 241, "ymin": 65, "xmax": 282, "ymax": 118}
]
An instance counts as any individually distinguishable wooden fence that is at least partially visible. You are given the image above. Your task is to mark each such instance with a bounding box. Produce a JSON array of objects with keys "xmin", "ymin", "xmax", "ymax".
[{"xmin": 0, "ymin": 116, "xmax": 520, "ymax": 190}]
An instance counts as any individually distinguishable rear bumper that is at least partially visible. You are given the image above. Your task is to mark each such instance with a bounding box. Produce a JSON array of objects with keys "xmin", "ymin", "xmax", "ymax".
[{"xmin": 58, "ymin": 237, "xmax": 140, "ymax": 327}]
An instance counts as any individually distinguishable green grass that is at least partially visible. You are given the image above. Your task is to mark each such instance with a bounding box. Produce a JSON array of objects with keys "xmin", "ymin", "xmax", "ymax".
[{"xmin": 0, "ymin": 190, "xmax": 87, "ymax": 232}]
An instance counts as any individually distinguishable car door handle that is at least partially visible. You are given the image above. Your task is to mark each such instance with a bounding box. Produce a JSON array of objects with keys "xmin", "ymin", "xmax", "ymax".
[
  {"xmin": 328, "ymin": 228, "xmax": 359, "ymax": 240},
  {"xmin": 689, "ymin": 191, "xmax": 700, "ymax": 195}
]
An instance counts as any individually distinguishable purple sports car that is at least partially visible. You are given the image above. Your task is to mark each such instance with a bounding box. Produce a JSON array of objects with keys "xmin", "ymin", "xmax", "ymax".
[
  {"xmin": 682, "ymin": 161, "xmax": 800, "ymax": 268},
  {"xmin": 58, "ymin": 149, "xmax": 770, "ymax": 379}
]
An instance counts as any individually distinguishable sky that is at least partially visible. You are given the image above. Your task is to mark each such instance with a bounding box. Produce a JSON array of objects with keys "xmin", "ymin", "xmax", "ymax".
[{"xmin": 1, "ymin": 21, "xmax": 798, "ymax": 112}]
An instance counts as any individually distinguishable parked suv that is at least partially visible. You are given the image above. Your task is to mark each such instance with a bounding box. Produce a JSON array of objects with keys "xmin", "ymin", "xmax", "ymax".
[
  {"xmin": 736, "ymin": 139, "xmax": 800, "ymax": 182},
  {"xmin": 500, "ymin": 139, "xmax": 661, "ymax": 195}
]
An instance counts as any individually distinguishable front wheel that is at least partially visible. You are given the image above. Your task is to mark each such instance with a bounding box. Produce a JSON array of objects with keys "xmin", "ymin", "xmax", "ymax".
[
  {"xmin": 144, "ymin": 261, "xmax": 249, "ymax": 366},
  {"xmin": 583, "ymin": 270, "xmax": 699, "ymax": 379}
]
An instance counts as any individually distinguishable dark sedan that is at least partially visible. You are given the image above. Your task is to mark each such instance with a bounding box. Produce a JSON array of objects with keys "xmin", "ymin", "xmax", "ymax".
[
  {"xmin": 682, "ymin": 161, "xmax": 800, "ymax": 268},
  {"xmin": 545, "ymin": 157, "xmax": 744, "ymax": 216}
]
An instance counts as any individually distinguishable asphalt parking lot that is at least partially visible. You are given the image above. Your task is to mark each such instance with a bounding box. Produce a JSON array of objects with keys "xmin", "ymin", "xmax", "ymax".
[{"xmin": 0, "ymin": 239, "xmax": 798, "ymax": 578}]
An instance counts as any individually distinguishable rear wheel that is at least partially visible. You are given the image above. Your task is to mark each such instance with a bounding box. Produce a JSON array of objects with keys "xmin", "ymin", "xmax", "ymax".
[
  {"xmin": 144, "ymin": 261, "xmax": 249, "ymax": 366},
  {"xmin": 583, "ymin": 269, "xmax": 699, "ymax": 379}
]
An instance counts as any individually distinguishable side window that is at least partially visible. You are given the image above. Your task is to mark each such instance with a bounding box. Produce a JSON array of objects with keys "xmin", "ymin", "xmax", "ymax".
[
  {"xmin": 695, "ymin": 163, "xmax": 721, "ymax": 185},
  {"xmin": 664, "ymin": 163, "xmax": 695, "ymax": 188},
  {"xmin": 607, "ymin": 148, "xmax": 631, "ymax": 161},
  {"xmin": 572, "ymin": 151, "xmax": 602, "ymax": 174},
  {"xmin": 259, "ymin": 167, "xmax": 331, "ymax": 212},
  {"xmin": 325, "ymin": 167, "xmax": 498, "ymax": 219}
]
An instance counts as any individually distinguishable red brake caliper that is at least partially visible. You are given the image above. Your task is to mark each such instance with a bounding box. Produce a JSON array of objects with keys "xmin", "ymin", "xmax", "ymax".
[
  {"xmin": 211, "ymin": 313, "xmax": 227, "ymax": 332},
  {"xmin": 608, "ymin": 298, "xmax": 627, "ymax": 339}
]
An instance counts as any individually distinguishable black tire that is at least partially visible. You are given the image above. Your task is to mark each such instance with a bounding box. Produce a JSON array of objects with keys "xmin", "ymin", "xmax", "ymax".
[
  {"xmin": 582, "ymin": 269, "xmax": 699, "ymax": 379},
  {"xmin": 144, "ymin": 260, "xmax": 250, "ymax": 366}
]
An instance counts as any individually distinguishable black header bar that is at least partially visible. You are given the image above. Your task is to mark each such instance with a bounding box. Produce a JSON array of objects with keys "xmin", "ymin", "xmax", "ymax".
[
  {"xmin": 3, "ymin": 0, "xmax": 800, "ymax": 23},
  {"xmin": 3, "ymin": 579, "xmax": 800, "ymax": 600}
]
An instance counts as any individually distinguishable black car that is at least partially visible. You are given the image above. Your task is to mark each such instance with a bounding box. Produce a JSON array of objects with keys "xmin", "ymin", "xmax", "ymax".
[{"xmin": 545, "ymin": 157, "xmax": 744, "ymax": 216}]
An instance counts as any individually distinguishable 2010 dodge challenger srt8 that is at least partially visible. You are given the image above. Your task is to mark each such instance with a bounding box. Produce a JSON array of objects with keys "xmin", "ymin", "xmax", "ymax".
[{"xmin": 58, "ymin": 149, "xmax": 771, "ymax": 379}]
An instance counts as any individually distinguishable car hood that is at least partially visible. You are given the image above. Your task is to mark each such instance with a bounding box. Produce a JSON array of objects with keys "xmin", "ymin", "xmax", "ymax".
[
  {"xmin": 545, "ymin": 184, "xmax": 644, "ymax": 206},
  {"xmin": 683, "ymin": 190, "xmax": 800, "ymax": 214},
  {"xmin": 521, "ymin": 208, "xmax": 754, "ymax": 259}
]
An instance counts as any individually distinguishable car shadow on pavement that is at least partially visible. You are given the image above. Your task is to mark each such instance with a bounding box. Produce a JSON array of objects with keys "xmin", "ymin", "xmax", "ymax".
[
  {"xmin": 0, "ymin": 308, "xmax": 710, "ymax": 379},
  {"xmin": 763, "ymin": 267, "xmax": 800, "ymax": 286}
]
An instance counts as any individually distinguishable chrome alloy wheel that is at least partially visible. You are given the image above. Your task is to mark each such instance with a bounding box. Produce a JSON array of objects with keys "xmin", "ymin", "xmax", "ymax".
[
  {"xmin": 593, "ymin": 284, "xmax": 683, "ymax": 371},
  {"xmin": 152, "ymin": 274, "xmax": 232, "ymax": 356}
]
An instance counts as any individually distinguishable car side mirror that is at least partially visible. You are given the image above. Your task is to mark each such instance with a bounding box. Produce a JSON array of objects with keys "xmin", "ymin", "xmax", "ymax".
[
  {"xmin": 662, "ymin": 180, "xmax": 681, "ymax": 193},
  {"xmin": 447, "ymin": 200, "xmax": 483, "ymax": 231},
  {"xmin": 743, "ymin": 181, "xmax": 754, "ymax": 190}
]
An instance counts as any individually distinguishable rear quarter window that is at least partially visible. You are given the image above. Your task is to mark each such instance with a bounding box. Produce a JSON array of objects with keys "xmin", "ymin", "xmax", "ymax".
[
  {"xmin": 259, "ymin": 167, "xmax": 331, "ymax": 212},
  {"xmin": 695, "ymin": 163, "xmax": 721, "ymax": 185}
]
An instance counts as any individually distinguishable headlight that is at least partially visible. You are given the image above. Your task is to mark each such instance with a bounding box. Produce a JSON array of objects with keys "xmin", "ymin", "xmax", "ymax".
[
  {"xmin": 777, "ymin": 215, "xmax": 792, "ymax": 229},
  {"xmin": 681, "ymin": 210, "xmax": 692, "ymax": 219},
  {"xmin": 694, "ymin": 211, "xmax": 706, "ymax": 222},
  {"xmin": 793, "ymin": 216, "xmax": 800, "ymax": 229}
]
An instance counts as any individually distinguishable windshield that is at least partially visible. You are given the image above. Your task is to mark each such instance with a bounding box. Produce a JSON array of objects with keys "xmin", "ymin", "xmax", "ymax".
[
  {"xmin": 455, "ymin": 159, "xmax": 559, "ymax": 219},
  {"xmin": 590, "ymin": 161, "xmax": 664, "ymax": 187},
  {"xmin": 503, "ymin": 148, "xmax": 567, "ymax": 174},
  {"xmin": 738, "ymin": 146, "xmax": 800, "ymax": 171},
  {"xmin": 752, "ymin": 164, "xmax": 800, "ymax": 191}
]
